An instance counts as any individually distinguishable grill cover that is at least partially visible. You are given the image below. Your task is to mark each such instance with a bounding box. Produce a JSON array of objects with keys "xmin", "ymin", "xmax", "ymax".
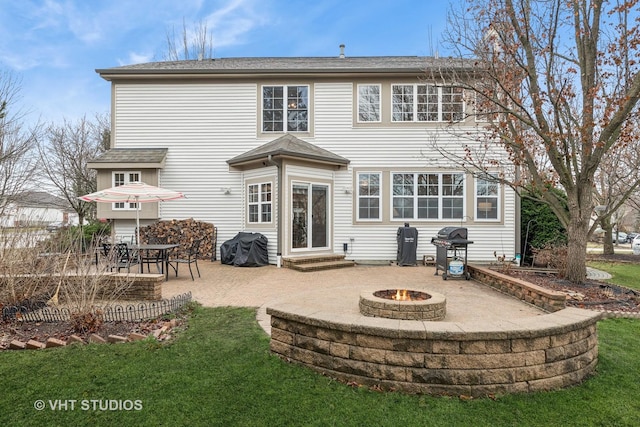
[
  {"xmin": 397, "ymin": 226, "xmax": 418, "ymax": 266},
  {"xmin": 220, "ymin": 232, "xmax": 269, "ymax": 267}
]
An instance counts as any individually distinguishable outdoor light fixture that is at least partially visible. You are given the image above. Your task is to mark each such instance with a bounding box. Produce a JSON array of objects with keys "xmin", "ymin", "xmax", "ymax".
[{"xmin": 221, "ymin": 187, "xmax": 232, "ymax": 195}]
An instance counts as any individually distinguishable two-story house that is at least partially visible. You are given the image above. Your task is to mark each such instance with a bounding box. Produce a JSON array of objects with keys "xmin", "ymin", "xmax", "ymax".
[{"xmin": 90, "ymin": 51, "xmax": 518, "ymax": 266}]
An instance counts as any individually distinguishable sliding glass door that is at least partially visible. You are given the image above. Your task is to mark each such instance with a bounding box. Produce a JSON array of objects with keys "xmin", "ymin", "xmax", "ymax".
[{"xmin": 292, "ymin": 183, "xmax": 328, "ymax": 250}]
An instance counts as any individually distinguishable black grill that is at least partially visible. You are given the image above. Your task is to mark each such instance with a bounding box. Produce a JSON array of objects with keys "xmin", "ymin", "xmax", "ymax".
[
  {"xmin": 436, "ymin": 227, "xmax": 468, "ymax": 240},
  {"xmin": 430, "ymin": 227, "xmax": 473, "ymax": 280}
]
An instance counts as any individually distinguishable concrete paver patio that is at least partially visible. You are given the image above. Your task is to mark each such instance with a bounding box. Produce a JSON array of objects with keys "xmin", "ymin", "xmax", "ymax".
[{"xmin": 161, "ymin": 260, "xmax": 545, "ymax": 334}]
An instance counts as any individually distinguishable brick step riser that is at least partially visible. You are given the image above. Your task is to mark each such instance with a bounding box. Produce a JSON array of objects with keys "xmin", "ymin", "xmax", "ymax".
[
  {"xmin": 289, "ymin": 261, "xmax": 356, "ymax": 272},
  {"xmin": 282, "ymin": 255, "xmax": 347, "ymax": 267}
]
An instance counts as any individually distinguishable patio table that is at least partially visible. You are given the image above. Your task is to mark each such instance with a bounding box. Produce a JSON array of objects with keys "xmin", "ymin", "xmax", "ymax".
[{"xmin": 131, "ymin": 243, "xmax": 179, "ymax": 281}]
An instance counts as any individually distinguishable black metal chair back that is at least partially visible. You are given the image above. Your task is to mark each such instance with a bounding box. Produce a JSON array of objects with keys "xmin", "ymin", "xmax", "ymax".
[
  {"xmin": 140, "ymin": 236, "xmax": 168, "ymax": 273},
  {"xmin": 102, "ymin": 242, "xmax": 137, "ymax": 272},
  {"xmin": 169, "ymin": 238, "xmax": 202, "ymax": 280}
]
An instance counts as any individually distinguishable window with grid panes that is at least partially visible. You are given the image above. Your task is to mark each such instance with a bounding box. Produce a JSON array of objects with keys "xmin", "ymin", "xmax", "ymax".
[
  {"xmin": 357, "ymin": 84, "xmax": 381, "ymax": 122},
  {"xmin": 392, "ymin": 172, "xmax": 464, "ymax": 220},
  {"xmin": 248, "ymin": 182, "xmax": 272, "ymax": 223},
  {"xmin": 476, "ymin": 175, "xmax": 499, "ymax": 220},
  {"xmin": 392, "ymin": 84, "xmax": 464, "ymax": 122},
  {"xmin": 357, "ymin": 172, "xmax": 381, "ymax": 220},
  {"xmin": 112, "ymin": 171, "xmax": 140, "ymax": 210},
  {"xmin": 262, "ymin": 85, "xmax": 308, "ymax": 132}
]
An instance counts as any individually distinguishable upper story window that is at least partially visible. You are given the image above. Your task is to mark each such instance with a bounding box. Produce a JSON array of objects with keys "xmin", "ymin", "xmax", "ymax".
[
  {"xmin": 262, "ymin": 85, "xmax": 308, "ymax": 132},
  {"xmin": 357, "ymin": 84, "xmax": 381, "ymax": 122},
  {"xmin": 248, "ymin": 182, "xmax": 272, "ymax": 223},
  {"xmin": 391, "ymin": 172, "xmax": 464, "ymax": 220},
  {"xmin": 391, "ymin": 84, "xmax": 464, "ymax": 122},
  {"xmin": 357, "ymin": 172, "xmax": 381, "ymax": 220},
  {"xmin": 476, "ymin": 175, "xmax": 499, "ymax": 220},
  {"xmin": 112, "ymin": 171, "xmax": 140, "ymax": 210}
]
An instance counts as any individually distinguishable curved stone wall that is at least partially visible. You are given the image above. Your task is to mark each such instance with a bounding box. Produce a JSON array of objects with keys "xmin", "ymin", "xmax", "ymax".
[{"xmin": 267, "ymin": 305, "xmax": 601, "ymax": 397}]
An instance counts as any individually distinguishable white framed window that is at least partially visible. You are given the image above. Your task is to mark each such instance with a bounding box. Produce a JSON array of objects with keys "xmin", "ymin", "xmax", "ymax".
[
  {"xmin": 391, "ymin": 172, "xmax": 464, "ymax": 220},
  {"xmin": 475, "ymin": 175, "xmax": 499, "ymax": 220},
  {"xmin": 473, "ymin": 91, "xmax": 499, "ymax": 122},
  {"xmin": 262, "ymin": 85, "xmax": 309, "ymax": 132},
  {"xmin": 357, "ymin": 172, "xmax": 381, "ymax": 220},
  {"xmin": 391, "ymin": 84, "xmax": 464, "ymax": 122},
  {"xmin": 112, "ymin": 171, "xmax": 140, "ymax": 210},
  {"xmin": 357, "ymin": 84, "xmax": 381, "ymax": 122},
  {"xmin": 248, "ymin": 182, "xmax": 272, "ymax": 223}
]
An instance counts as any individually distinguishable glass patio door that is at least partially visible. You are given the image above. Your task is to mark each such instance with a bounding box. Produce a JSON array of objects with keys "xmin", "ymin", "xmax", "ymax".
[{"xmin": 292, "ymin": 183, "xmax": 328, "ymax": 250}]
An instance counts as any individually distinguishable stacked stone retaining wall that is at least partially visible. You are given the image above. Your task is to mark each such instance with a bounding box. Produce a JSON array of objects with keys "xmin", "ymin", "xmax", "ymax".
[
  {"xmin": 268, "ymin": 306, "xmax": 601, "ymax": 396},
  {"xmin": 468, "ymin": 265, "xmax": 567, "ymax": 312}
]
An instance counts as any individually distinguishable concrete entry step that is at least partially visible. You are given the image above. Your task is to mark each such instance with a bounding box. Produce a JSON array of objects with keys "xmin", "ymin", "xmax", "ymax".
[{"xmin": 282, "ymin": 255, "xmax": 355, "ymax": 272}]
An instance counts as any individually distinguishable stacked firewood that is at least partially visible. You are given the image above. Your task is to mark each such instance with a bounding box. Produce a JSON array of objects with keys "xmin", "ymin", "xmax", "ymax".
[{"xmin": 139, "ymin": 218, "xmax": 217, "ymax": 260}]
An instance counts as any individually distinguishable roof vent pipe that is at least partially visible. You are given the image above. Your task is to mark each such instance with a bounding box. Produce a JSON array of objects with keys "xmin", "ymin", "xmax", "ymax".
[{"xmin": 339, "ymin": 44, "xmax": 345, "ymax": 58}]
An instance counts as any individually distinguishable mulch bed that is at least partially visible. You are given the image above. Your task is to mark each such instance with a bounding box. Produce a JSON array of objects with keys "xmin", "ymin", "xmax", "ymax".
[
  {"xmin": 503, "ymin": 253, "xmax": 640, "ymax": 313},
  {"xmin": 0, "ymin": 314, "xmax": 186, "ymax": 351}
]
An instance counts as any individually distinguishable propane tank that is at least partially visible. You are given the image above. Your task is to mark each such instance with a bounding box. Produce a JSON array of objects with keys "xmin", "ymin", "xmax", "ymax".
[{"xmin": 448, "ymin": 257, "xmax": 464, "ymax": 276}]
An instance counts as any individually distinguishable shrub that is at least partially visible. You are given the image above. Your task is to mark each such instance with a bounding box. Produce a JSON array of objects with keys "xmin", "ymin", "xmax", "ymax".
[
  {"xmin": 521, "ymin": 186, "xmax": 567, "ymax": 264},
  {"xmin": 531, "ymin": 243, "xmax": 568, "ymax": 277},
  {"xmin": 1, "ymin": 226, "xmax": 132, "ymax": 330}
]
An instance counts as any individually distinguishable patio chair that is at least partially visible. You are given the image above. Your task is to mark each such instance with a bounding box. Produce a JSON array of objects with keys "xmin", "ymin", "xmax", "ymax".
[
  {"xmin": 168, "ymin": 238, "xmax": 202, "ymax": 280},
  {"xmin": 139, "ymin": 236, "xmax": 167, "ymax": 273},
  {"xmin": 102, "ymin": 242, "xmax": 139, "ymax": 273}
]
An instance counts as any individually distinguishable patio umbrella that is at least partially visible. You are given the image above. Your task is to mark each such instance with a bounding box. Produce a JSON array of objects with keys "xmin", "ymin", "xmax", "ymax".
[{"xmin": 79, "ymin": 181, "xmax": 185, "ymax": 245}]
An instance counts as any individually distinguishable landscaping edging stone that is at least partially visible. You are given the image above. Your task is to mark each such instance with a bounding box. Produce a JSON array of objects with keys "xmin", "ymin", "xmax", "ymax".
[
  {"xmin": 5, "ymin": 319, "xmax": 178, "ymax": 351},
  {"xmin": 467, "ymin": 265, "xmax": 567, "ymax": 312}
]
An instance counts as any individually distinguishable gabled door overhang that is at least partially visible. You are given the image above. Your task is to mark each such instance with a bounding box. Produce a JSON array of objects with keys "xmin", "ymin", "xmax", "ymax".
[{"xmin": 227, "ymin": 134, "xmax": 349, "ymax": 170}]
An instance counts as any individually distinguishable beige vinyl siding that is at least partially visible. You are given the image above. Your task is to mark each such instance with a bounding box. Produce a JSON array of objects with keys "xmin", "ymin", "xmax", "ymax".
[
  {"xmin": 113, "ymin": 82, "xmax": 259, "ymax": 258},
  {"xmin": 110, "ymin": 80, "xmax": 516, "ymax": 263},
  {"xmin": 312, "ymin": 82, "xmax": 515, "ymax": 262}
]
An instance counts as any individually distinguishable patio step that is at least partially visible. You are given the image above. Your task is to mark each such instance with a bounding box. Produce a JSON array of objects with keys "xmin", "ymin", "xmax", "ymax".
[{"xmin": 283, "ymin": 255, "xmax": 355, "ymax": 272}]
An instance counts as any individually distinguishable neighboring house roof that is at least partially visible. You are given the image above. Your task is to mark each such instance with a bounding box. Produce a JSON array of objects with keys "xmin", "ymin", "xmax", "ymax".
[
  {"xmin": 96, "ymin": 55, "xmax": 476, "ymax": 79},
  {"xmin": 87, "ymin": 148, "xmax": 168, "ymax": 169},
  {"xmin": 15, "ymin": 191, "xmax": 71, "ymax": 210},
  {"xmin": 227, "ymin": 134, "xmax": 350, "ymax": 168}
]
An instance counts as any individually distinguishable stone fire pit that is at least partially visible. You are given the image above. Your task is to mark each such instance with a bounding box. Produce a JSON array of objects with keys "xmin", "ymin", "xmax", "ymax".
[{"xmin": 359, "ymin": 289, "xmax": 446, "ymax": 320}]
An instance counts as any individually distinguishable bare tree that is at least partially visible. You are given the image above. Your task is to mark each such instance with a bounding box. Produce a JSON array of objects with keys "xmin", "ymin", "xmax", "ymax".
[
  {"xmin": 436, "ymin": 0, "xmax": 640, "ymax": 283},
  {"xmin": 0, "ymin": 71, "xmax": 40, "ymax": 220},
  {"xmin": 593, "ymin": 132, "xmax": 640, "ymax": 253},
  {"xmin": 163, "ymin": 18, "xmax": 214, "ymax": 61},
  {"xmin": 37, "ymin": 114, "xmax": 109, "ymax": 225}
]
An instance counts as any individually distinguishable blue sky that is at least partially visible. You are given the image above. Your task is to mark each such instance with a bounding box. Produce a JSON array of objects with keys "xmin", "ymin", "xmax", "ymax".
[{"xmin": 0, "ymin": 0, "xmax": 451, "ymax": 126}]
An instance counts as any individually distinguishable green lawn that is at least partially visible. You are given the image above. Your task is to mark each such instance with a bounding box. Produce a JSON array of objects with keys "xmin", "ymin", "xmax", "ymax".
[
  {"xmin": 588, "ymin": 261, "xmax": 640, "ymax": 290},
  {"xmin": 1, "ymin": 305, "xmax": 639, "ymax": 426}
]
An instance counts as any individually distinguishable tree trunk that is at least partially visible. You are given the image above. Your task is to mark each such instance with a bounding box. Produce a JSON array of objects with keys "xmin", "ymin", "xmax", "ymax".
[
  {"xmin": 602, "ymin": 221, "xmax": 614, "ymax": 255},
  {"xmin": 565, "ymin": 221, "xmax": 588, "ymax": 283},
  {"xmin": 563, "ymin": 187, "xmax": 591, "ymax": 283}
]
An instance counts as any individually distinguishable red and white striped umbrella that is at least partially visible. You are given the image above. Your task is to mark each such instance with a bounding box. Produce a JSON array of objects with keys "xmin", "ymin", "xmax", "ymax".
[{"xmin": 79, "ymin": 182, "xmax": 185, "ymax": 244}]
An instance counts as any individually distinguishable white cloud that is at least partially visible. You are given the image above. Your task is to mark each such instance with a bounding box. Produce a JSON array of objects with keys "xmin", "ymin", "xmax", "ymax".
[
  {"xmin": 203, "ymin": 0, "xmax": 268, "ymax": 49},
  {"xmin": 120, "ymin": 52, "xmax": 155, "ymax": 66}
]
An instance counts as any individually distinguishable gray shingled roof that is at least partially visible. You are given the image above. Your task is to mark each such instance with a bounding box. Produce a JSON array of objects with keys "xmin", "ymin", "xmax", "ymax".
[
  {"xmin": 228, "ymin": 134, "xmax": 349, "ymax": 166},
  {"xmin": 17, "ymin": 191, "xmax": 71, "ymax": 209},
  {"xmin": 90, "ymin": 148, "xmax": 168, "ymax": 164},
  {"xmin": 96, "ymin": 56, "xmax": 475, "ymax": 77}
]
